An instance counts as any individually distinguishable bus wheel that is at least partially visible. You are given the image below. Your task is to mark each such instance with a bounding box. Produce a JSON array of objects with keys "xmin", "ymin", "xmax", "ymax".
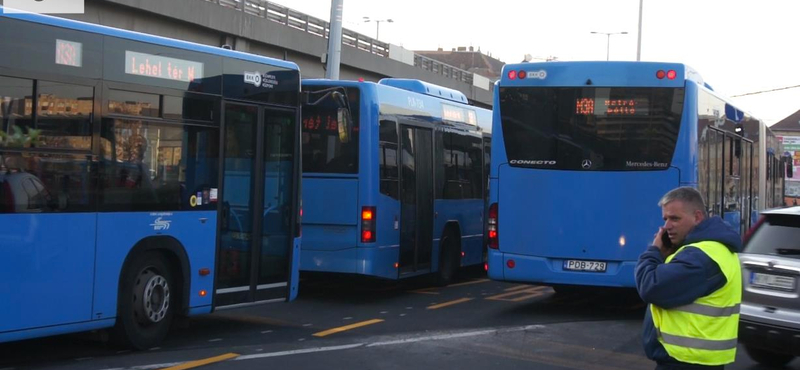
[
  {"xmin": 113, "ymin": 251, "xmax": 175, "ymax": 350},
  {"xmin": 435, "ymin": 234, "xmax": 460, "ymax": 286}
]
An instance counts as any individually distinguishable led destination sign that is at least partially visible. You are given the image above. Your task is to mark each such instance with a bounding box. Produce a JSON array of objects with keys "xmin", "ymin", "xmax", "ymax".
[
  {"xmin": 55, "ymin": 39, "xmax": 82, "ymax": 67},
  {"xmin": 125, "ymin": 51, "xmax": 204, "ymax": 83},
  {"xmin": 442, "ymin": 104, "xmax": 477, "ymax": 125},
  {"xmin": 575, "ymin": 98, "xmax": 646, "ymax": 116}
]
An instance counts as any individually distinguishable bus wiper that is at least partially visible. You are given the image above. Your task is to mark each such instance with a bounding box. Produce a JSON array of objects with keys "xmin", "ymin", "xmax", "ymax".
[{"xmin": 776, "ymin": 248, "xmax": 800, "ymax": 255}]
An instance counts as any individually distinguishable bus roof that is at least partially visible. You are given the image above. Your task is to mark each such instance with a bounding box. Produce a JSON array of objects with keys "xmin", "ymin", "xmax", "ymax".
[
  {"xmin": 499, "ymin": 61, "xmax": 704, "ymax": 88},
  {"xmin": 303, "ymin": 79, "xmax": 491, "ymax": 135},
  {"xmin": 378, "ymin": 78, "xmax": 469, "ymax": 104},
  {"xmin": 0, "ymin": 6, "xmax": 299, "ymax": 71}
]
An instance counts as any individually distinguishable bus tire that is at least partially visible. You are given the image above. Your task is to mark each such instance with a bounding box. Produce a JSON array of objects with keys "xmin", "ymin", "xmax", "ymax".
[
  {"xmin": 112, "ymin": 251, "xmax": 175, "ymax": 350},
  {"xmin": 435, "ymin": 234, "xmax": 460, "ymax": 287}
]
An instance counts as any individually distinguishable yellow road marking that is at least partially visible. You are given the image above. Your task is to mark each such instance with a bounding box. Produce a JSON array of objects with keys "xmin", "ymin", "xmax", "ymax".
[
  {"xmin": 486, "ymin": 286, "xmax": 549, "ymax": 302},
  {"xmin": 160, "ymin": 353, "xmax": 239, "ymax": 370},
  {"xmin": 448, "ymin": 278, "xmax": 490, "ymax": 287},
  {"xmin": 312, "ymin": 319, "xmax": 384, "ymax": 337},
  {"xmin": 426, "ymin": 297, "xmax": 474, "ymax": 310},
  {"xmin": 409, "ymin": 287, "xmax": 440, "ymax": 295},
  {"xmin": 504, "ymin": 284, "xmax": 532, "ymax": 292}
]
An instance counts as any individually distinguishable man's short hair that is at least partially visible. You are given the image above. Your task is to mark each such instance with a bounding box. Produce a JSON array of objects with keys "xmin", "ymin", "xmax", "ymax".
[{"xmin": 658, "ymin": 187, "xmax": 708, "ymax": 217}]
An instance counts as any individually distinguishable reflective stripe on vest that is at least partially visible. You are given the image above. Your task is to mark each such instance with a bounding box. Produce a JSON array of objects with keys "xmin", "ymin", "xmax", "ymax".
[
  {"xmin": 651, "ymin": 240, "xmax": 742, "ymax": 366},
  {"xmin": 656, "ymin": 329, "xmax": 738, "ymax": 351},
  {"xmin": 672, "ymin": 302, "xmax": 740, "ymax": 317}
]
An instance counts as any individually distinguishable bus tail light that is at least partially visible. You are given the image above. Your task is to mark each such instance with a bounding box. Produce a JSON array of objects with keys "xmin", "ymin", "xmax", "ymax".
[
  {"xmin": 361, "ymin": 206, "xmax": 376, "ymax": 243},
  {"xmin": 656, "ymin": 70, "xmax": 677, "ymax": 80},
  {"xmin": 508, "ymin": 70, "xmax": 517, "ymax": 80},
  {"xmin": 518, "ymin": 70, "xmax": 527, "ymax": 79},
  {"xmin": 488, "ymin": 203, "xmax": 498, "ymax": 249}
]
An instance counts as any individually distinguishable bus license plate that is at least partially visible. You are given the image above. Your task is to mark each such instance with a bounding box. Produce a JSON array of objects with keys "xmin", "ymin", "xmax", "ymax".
[
  {"xmin": 751, "ymin": 272, "xmax": 796, "ymax": 291},
  {"xmin": 563, "ymin": 260, "xmax": 607, "ymax": 272}
]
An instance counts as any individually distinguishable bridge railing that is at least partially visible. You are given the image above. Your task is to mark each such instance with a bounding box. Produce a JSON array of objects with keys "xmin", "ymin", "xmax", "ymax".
[{"xmin": 203, "ymin": 0, "xmax": 476, "ymax": 85}]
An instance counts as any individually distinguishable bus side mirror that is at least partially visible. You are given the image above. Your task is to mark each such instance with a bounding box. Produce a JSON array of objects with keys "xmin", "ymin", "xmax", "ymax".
[{"xmin": 337, "ymin": 107, "xmax": 352, "ymax": 144}]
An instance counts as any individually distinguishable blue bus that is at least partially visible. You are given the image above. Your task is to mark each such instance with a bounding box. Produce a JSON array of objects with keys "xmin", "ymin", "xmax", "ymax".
[
  {"xmin": 300, "ymin": 79, "xmax": 491, "ymax": 285},
  {"xmin": 486, "ymin": 61, "xmax": 786, "ymax": 290},
  {"xmin": 0, "ymin": 9, "xmax": 302, "ymax": 348}
]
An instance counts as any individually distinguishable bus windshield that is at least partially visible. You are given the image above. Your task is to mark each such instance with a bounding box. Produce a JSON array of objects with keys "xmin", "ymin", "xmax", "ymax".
[
  {"xmin": 499, "ymin": 87, "xmax": 685, "ymax": 171},
  {"xmin": 302, "ymin": 87, "xmax": 360, "ymax": 174}
]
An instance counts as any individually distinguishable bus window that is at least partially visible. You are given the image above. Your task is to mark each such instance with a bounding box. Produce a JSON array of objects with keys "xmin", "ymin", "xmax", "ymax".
[
  {"xmin": 499, "ymin": 87, "xmax": 684, "ymax": 171},
  {"xmin": 99, "ymin": 119, "xmax": 219, "ymax": 212},
  {"xmin": 0, "ymin": 151, "xmax": 93, "ymax": 213},
  {"xmin": 442, "ymin": 132, "xmax": 485, "ymax": 200},
  {"xmin": 35, "ymin": 82, "xmax": 93, "ymax": 151},
  {"xmin": 302, "ymin": 87, "xmax": 360, "ymax": 174},
  {"xmin": 0, "ymin": 76, "xmax": 34, "ymax": 142},
  {"xmin": 379, "ymin": 119, "xmax": 399, "ymax": 199}
]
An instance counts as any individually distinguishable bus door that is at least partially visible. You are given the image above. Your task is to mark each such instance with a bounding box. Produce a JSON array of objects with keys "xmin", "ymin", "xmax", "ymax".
[
  {"xmin": 398, "ymin": 125, "xmax": 434, "ymax": 276},
  {"xmin": 708, "ymin": 127, "xmax": 752, "ymax": 235},
  {"xmin": 216, "ymin": 102, "xmax": 297, "ymax": 307}
]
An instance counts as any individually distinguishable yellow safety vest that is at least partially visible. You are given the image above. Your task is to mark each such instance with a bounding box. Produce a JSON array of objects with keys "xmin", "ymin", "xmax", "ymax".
[{"xmin": 650, "ymin": 241, "xmax": 742, "ymax": 366}]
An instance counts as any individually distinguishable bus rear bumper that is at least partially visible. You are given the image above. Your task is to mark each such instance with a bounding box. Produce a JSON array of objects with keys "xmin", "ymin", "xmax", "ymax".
[
  {"xmin": 487, "ymin": 250, "xmax": 636, "ymax": 288},
  {"xmin": 300, "ymin": 246, "xmax": 400, "ymax": 280}
]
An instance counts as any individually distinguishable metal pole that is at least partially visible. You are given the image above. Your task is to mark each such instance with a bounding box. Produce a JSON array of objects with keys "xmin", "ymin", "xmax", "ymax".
[
  {"xmin": 636, "ymin": 0, "xmax": 643, "ymax": 61},
  {"xmin": 376, "ymin": 21, "xmax": 380, "ymax": 40},
  {"xmin": 325, "ymin": 0, "xmax": 344, "ymax": 80},
  {"xmin": 606, "ymin": 34, "xmax": 611, "ymax": 61}
]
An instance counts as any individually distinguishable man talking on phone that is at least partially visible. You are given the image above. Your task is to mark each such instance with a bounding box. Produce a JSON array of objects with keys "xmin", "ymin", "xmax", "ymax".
[{"xmin": 635, "ymin": 187, "xmax": 742, "ymax": 370}]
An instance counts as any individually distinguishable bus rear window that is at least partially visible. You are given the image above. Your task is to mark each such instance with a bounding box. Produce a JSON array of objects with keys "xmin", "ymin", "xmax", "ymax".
[
  {"xmin": 499, "ymin": 87, "xmax": 684, "ymax": 171},
  {"xmin": 302, "ymin": 87, "xmax": 360, "ymax": 174}
]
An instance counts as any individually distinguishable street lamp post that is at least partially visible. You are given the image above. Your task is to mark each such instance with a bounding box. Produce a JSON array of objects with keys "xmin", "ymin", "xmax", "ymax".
[
  {"xmin": 362, "ymin": 17, "xmax": 393, "ymax": 40},
  {"xmin": 590, "ymin": 31, "xmax": 628, "ymax": 61},
  {"xmin": 637, "ymin": 0, "xmax": 643, "ymax": 61}
]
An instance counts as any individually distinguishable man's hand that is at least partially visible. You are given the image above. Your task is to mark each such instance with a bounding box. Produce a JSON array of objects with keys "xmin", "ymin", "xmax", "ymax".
[
  {"xmin": 651, "ymin": 227, "xmax": 676, "ymax": 259},
  {"xmin": 651, "ymin": 227, "xmax": 665, "ymax": 249}
]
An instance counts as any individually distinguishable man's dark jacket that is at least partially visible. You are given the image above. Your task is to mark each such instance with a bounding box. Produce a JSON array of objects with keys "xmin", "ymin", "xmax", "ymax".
[{"xmin": 634, "ymin": 216, "xmax": 742, "ymax": 363}]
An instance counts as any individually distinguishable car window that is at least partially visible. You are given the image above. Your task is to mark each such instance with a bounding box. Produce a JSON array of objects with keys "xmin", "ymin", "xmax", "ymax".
[{"xmin": 744, "ymin": 214, "xmax": 800, "ymax": 259}]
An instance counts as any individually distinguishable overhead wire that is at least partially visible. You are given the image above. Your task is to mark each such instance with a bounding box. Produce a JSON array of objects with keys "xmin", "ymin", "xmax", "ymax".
[{"xmin": 732, "ymin": 84, "xmax": 800, "ymax": 97}]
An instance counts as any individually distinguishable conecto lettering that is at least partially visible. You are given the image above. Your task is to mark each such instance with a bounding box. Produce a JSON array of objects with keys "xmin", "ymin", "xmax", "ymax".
[{"xmin": 510, "ymin": 160, "xmax": 557, "ymax": 165}]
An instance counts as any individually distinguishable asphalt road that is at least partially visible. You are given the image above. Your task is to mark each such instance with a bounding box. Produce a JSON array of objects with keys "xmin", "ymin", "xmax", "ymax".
[{"xmin": 1, "ymin": 268, "xmax": 796, "ymax": 370}]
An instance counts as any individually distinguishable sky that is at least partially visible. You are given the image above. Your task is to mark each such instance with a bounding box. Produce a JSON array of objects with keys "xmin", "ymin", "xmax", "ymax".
[{"xmin": 276, "ymin": 0, "xmax": 800, "ymax": 126}]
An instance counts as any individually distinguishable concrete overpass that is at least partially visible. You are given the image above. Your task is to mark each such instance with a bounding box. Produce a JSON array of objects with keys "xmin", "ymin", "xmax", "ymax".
[{"xmin": 62, "ymin": 0, "xmax": 495, "ymax": 107}]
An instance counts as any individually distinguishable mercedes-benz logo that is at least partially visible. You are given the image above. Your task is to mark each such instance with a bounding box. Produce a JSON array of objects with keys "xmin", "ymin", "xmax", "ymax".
[{"xmin": 581, "ymin": 159, "xmax": 592, "ymax": 169}]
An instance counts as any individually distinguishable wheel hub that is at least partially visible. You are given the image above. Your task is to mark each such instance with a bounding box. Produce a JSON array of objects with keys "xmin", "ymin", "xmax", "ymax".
[{"xmin": 134, "ymin": 270, "xmax": 171, "ymax": 325}]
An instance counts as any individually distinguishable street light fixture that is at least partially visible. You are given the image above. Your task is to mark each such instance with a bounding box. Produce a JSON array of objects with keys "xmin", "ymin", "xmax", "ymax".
[
  {"xmin": 362, "ymin": 17, "xmax": 393, "ymax": 40},
  {"xmin": 590, "ymin": 31, "xmax": 628, "ymax": 61}
]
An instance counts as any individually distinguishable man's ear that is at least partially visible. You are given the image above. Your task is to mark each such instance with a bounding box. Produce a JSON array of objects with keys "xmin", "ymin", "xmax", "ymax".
[{"xmin": 694, "ymin": 209, "xmax": 705, "ymax": 224}]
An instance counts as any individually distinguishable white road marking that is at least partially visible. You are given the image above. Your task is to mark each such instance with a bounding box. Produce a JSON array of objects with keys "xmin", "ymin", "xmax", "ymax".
[
  {"xmin": 97, "ymin": 325, "xmax": 547, "ymax": 369},
  {"xmin": 234, "ymin": 343, "xmax": 365, "ymax": 360}
]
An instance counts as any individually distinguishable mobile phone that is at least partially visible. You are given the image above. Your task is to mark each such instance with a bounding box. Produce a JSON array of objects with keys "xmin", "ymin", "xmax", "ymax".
[{"xmin": 661, "ymin": 232, "xmax": 674, "ymax": 250}]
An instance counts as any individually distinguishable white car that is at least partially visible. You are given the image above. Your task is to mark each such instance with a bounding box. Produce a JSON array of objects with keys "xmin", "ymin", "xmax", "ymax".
[{"xmin": 739, "ymin": 206, "xmax": 800, "ymax": 367}]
